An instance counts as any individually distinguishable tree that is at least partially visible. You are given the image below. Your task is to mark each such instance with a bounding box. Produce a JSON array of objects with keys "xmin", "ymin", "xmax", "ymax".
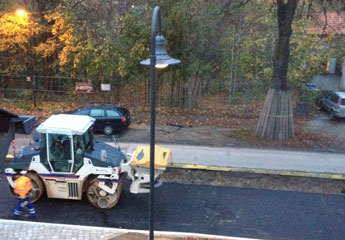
[
  {"xmin": 255, "ymin": 0, "xmax": 298, "ymax": 141},
  {"xmin": 0, "ymin": 10, "xmax": 41, "ymax": 74}
]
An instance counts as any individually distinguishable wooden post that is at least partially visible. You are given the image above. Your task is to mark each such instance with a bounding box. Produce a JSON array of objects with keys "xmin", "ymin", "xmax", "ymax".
[{"xmin": 255, "ymin": 88, "xmax": 293, "ymax": 141}]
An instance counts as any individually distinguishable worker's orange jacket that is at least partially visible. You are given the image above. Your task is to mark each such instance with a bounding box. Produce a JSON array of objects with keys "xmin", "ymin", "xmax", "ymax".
[{"xmin": 14, "ymin": 176, "xmax": 32, "ymax": 198}]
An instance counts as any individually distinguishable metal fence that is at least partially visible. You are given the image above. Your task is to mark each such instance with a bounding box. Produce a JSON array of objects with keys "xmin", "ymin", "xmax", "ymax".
[
  {"xmin": 0, "ymin": 75, "xmax": 118, "ymax": 106},
  {"xmin": 0, "ymin": 75, "xmax": 309, "ymax": 113}
]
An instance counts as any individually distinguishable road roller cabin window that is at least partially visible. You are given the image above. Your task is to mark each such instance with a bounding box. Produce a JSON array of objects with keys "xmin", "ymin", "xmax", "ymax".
[
  {"xmin": 39, "ymin": 134, "xmax": 51, "ymax": 171},
  {"xmin": 48, "ymin": 134, "xmax": 72, "ymax": 172},
  {"xmin": 73, "ymin": 135, "xmax": 85, "ymax": 172}
]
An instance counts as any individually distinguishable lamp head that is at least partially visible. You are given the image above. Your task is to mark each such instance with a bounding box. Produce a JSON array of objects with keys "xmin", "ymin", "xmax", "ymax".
[
  {"xmin": 16, "ymin": 9, "xmax": 27, "ymax": 17},
  {"xmin": 140, "ymin": 35, "xmax": 180, "ymax": 68}
]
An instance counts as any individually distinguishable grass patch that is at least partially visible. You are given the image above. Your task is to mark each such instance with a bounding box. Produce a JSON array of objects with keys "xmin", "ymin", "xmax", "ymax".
[
  {"xmin": 14, "ymin": 101, "xmax": 35, "ymax": 111},
  {"xmin": 227, "ymin": 128, "xmax": 279, "ymax": 145},
  {"xmin": 228, "ymin": 128, "xmax": 257, "ymax": 140}
]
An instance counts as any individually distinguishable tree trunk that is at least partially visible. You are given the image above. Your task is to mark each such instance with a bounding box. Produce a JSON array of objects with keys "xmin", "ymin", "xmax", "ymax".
[
  {"xmin": 170, "ymin": 72, "xmax": 175, "ymax": 105},
  {"xmin": 255, "ymin": 0, "xmax": 298, "ymax": 141},
  {"xmin": 229, "ymin": 25, "xmax": 236, "ymax": 99},
  {"xmin": 190, "ymin": 68, "xmax": 200, "ymax": 108}
]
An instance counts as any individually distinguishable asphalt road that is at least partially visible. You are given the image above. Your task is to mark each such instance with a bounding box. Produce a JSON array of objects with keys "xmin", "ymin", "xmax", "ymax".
[
  {"xmin": 1, "ymin": 172, "xmax": 345, "ymax": 240},
  {"xmin": 3, "ymin": 135, "xmax": 345, "ymax": 239}
]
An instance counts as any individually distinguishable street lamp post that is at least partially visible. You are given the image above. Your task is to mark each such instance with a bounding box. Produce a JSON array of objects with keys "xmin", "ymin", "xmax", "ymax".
[{"xmin": 140, "ymin": 6, "xmax": 180, "ymax": 240}]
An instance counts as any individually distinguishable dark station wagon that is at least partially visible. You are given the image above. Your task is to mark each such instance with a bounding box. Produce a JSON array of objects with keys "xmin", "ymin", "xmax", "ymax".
[{"xmin": 67, "ymin": 103, "xmax": 131, "ymax": 135}]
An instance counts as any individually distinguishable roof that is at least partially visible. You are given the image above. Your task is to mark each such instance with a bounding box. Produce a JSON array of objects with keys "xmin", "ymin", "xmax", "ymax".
[
  {"xmin": 0, "ymin": 108, "xmax": 19, "ymax": 119},
  {"xmin": 85, "ymin": 103, "xmax": 123, "ymax": 109},
  {"xmin": 308, "ymin": 12, "xmax": 345, "ymax": 35},
  {"xmin": 36, "ymin": 114, "xmax": 95, "ymax": 135},
  {"xmin": 335, "ymin": 92, "xmax": 345, "ymax": 98}
]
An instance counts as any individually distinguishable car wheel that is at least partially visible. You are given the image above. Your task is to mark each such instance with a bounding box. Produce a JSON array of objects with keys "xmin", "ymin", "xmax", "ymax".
[
  {"xmin": 103, "ymin": 125, "xmax": 114, "ymax": 136},
  {"xmin": 315, "ymin": 97, "xmax": 322, "ymax": 108},
  {"xmin": 86, "ymin": 175, "xmax": 126, "ymax": 209},
  {"xmin": 329, "ymin": 111, "xmax": 336, "ymax": 120},
  {"xmin": 27, "ymin": 172, "xmax": 45, "ymax": 203}
]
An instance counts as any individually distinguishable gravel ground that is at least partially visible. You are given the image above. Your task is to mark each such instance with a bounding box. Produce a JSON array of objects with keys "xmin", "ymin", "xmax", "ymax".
[
  {"xmin": 305, "ymin": 111, "xmax": 345, "ymax": 140},
  {"xmin": 106, "ymin": 124, "xmax": 239, "ymax": 147}
]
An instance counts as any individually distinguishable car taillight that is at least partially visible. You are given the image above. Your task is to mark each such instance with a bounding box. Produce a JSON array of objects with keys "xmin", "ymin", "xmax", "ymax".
[
  {"xmin": 338, "ymin": 98, "xmax": 343, "ymax": 107},
  {"xmin": 121, "ymin": 116, "xmax": 126, "ymax": 123}
]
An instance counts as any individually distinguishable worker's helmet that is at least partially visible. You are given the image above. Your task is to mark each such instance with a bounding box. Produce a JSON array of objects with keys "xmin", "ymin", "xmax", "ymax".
[{"xmin": 13, "ymin": 170, "xmax": 27, "ymax": 180}]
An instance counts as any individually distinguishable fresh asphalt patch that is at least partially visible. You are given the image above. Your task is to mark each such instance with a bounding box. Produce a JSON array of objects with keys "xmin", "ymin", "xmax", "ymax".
[{"xmin": 162, "ymin": 168, "xmax": 345, "ymax": 195}]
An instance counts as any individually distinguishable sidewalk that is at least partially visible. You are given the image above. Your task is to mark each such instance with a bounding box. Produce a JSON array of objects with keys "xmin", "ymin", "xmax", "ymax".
[
  {"xmin": 0, "ymin": 220, "xmax": 259, "ymax": 240},
  {"xmin": 9, "ymin": 137, "xmax": 345, "ymax": 179},
  {"xmin": 114, "ymin": 142, "xmax": 345, "ymax": 180}
]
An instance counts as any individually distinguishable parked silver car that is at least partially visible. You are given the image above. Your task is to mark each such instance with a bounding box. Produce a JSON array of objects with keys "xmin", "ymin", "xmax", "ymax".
[{"xmin": 319, "ymin": 91, "xmax": 345, "ymax": 120}]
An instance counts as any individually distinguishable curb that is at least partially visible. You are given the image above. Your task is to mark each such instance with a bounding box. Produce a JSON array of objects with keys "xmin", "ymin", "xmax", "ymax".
[{"xmin": 168, "ymin": 163, "xmax": 345, "ymax": 180}]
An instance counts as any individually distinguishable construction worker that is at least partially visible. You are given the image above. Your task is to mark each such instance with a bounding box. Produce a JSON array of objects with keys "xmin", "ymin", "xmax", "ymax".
[{"xmin": 12, "ymin": 174, "xmax": 36, "ymax": 219}]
